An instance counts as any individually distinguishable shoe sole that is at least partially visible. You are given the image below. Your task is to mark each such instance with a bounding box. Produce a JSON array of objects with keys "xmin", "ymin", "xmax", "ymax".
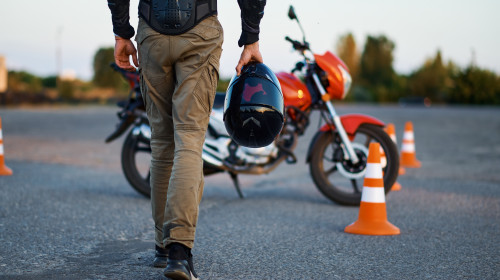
[
  {"xmin": 153, "ymin": 261, "xmax": 167, "ymax": 268},
  {"xmin": 164, "ymin": 270, "xmax": 198, "ymax": 280}
]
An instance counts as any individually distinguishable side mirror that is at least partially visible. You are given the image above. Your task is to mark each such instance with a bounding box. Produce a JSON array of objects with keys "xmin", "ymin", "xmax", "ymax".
[{"xmin": 288, "ymin": 6, "xmax": 297, "ymax": 20}]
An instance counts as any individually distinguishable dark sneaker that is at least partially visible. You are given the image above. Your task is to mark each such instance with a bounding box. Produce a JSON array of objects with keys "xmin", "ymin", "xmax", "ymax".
[
  {"xmin": 163, "ymin": 243, "xmax": 199, "ymax": 280},
  {"xmin": 153, "ymin": 245, "xmax": 168, "ymax": 268}
]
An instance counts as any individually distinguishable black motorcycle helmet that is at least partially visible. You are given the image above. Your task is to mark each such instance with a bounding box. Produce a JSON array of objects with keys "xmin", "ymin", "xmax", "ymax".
[{"xmin": 223, "ymin": 63, "xmax": 284, "ymax": 148}]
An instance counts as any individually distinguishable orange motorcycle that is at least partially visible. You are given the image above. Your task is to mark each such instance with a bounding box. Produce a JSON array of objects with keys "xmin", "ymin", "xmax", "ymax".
[{"xmin": 271, "ymin": 6, "xmax": 399, "ymax": 205}]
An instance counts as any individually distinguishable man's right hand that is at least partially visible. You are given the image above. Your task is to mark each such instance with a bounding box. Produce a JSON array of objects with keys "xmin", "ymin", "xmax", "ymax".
[{"xmin": 114, "ymin": 36, "xmax": 139, "ymax": 72}]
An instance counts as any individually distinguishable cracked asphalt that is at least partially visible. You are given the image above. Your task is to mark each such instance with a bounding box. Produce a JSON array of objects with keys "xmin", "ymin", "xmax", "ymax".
[{"xmin": 0, "ymin": 105, "xmax": 498, "ymax": 279}]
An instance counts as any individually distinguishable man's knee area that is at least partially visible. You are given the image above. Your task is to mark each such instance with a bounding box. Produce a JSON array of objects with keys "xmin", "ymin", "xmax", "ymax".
[{"xmin": 151, "ymin": 157, "xmax": 174, "ymax": 166}]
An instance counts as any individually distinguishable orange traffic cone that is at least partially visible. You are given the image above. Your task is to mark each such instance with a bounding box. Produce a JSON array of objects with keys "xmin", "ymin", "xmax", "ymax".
[
  {"xmin": 345, "ymin": 142, "xmax": 400, "ymax": 235},
  {"xmin": 378, "ymin": 144, "xmax": 401, "ymax": 191},
  {"xmin": 379, "ymin": 145, "xmax": 387, "ymax": 169},
  {"xmin": 0, "ymin": 117, "xmax": 13, "ymax": 176},
  {"xmin": 400, "ymin": 121, "xmax": 421, "ymax": 168},
  {"xmin": 384, "ymin": 124, "xmax": 402, "ymax": 191},
  {"xmin": 385, "ymin": 123, "xmax": 406, "ymax": 175},
  {"xmin": 391, "ymin": 181, "xmax": 402, "ymax": 191}
]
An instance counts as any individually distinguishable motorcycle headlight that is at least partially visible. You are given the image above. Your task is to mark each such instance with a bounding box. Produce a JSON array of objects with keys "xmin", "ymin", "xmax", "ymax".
[{"xmin": 339, "ymin": 66, "xmax": 352, "ymax": 99}]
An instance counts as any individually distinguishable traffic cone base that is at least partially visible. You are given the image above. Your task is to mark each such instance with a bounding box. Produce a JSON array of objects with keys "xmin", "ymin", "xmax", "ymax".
[
  {"xmin": 345, "ymin": 202, "xmax": 400, "ymax": 235},
  {"xmin": 399, "ymin": 166, "xmax": 406, "ymax": 175},
  {"xmin": 391, "ymin": 181, "xmax": 402, "ymax": 191},
  {"xmin": 0, "ymin": 165, "xmax": 13, "ymax": 176},
  {"xmin": 401, "ymin": 153, "xmax": 421, "ymax": 168},
  {"xmin": 0, "ymin": 117, "xmax": 13, "ymax": 176}
]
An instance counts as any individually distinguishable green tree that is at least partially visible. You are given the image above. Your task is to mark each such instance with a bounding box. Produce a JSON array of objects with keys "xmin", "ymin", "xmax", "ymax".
[
  {"xmin": 359, "ymin": 35, "xmax": 395, "ymax": 87},
  {"xmin": 59, "ymin": 80, "xmax": 75, "ymax": 101},
  {"xmin": 216, "ymin": 78, "xmax": 230, "ymax": 93},
  {"xmin": 92, "ymin": 47, "xmax": 124, "ymax": 89},
  {"xmin": 42, "ymin": 75, "xmax": 58, "ymax": 88},
  {"xmin": 336, "ymin": 33, "xmax": 360, "ymax": 80},
  {"xmin": 408, "ymin": 50, "xmax": 451, "ymax": 102},
  {"xmin": 449, "ymin": 66, "xmax": 500, "ymax": 104},
  {"xmin": 7, "ymin": 71, "xmax": 43, "ymax": 93},
  {"xmin": 358, "ymin": 35, "xmax": 399, "ymax": 102}
]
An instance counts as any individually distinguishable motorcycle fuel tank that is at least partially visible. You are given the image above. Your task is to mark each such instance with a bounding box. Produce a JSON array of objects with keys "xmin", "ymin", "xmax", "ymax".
[{"xmin": 276, "ymin": 72, "xmax": 311, "ymax": 110}]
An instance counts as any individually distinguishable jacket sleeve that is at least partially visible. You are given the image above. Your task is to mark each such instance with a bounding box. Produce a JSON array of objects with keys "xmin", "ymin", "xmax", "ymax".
[
  {"xmin": 237, "ymin": 0, "xmax": 266, "ymax": 47},
  {"xmin": 107, "ymin": 0, "xmax": 135, "ymax": 39}
]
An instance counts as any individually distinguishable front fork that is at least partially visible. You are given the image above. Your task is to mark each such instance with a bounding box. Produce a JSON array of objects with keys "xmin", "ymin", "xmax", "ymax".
[{"xmin": 312, "ymin": 74, "xmax": 360, "ymax": 164}]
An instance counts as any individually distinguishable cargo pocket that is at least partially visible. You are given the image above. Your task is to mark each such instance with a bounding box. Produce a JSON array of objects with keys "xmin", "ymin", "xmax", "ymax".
[
  {"xmin": 139, "ymin": 71, "xmax": 150, "ymax": 114},
  {"xmin": 206, "ymin": 55, "xmax": 220, "ymax": 113}
]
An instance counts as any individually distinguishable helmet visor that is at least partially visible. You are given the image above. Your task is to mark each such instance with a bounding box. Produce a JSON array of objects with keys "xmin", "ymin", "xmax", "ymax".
[{"xmin": 225, "ymin": 76, "xmax": 284, "ymax": 113}]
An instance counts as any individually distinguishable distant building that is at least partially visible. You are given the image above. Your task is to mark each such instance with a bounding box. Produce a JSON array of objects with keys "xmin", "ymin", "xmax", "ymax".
[
  {"xmin": 0, "ymin": 56, "xmax": 6, "ymax": 93},
  {"xmin": 60, "ymin": 69, "xmax": 76, "ymax": 81}
]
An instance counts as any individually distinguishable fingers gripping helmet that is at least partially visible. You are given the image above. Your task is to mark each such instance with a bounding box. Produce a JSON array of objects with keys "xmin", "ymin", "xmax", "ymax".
[{"xmin": 223, "ymin": 63, "xmax": 284, "ymax": 148}]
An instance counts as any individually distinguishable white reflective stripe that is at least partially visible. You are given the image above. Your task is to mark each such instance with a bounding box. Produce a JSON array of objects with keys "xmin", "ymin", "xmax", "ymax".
[
  {"xmin": 403, "ymin": 131, "xmax": 414, "ymax": 141},
  {"xmin": 365, "ymin": 163, "xmax": 383, "ymax": 179},
  {"xmin": 361, "ymin": 186, "xmax": 386, "ymax": 203},
  {"xmin": 380, "ymin": 157, "xmax": 387, "ymax": 168},
  {"xmin": 402, "ymin": 143, "xmax": 415, "ymax": 152},
  {"xmin": 379, "ymin": 147, "xmax": 387, "ymax": 166},
  {"xmin": 0, "ymin": 129, "xmax": 3, "ymax": 139},
  {"xmin": 390, "ymin": 135, "xmax": 397, "ymax": 143},
  {"xmin": 0, "ymin": 144, "xmax": 3, "ymax": 155}
]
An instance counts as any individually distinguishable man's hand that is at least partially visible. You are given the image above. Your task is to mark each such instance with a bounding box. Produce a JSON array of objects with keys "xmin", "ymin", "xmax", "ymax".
[
  {"xmin": 114, "ymin": 36, "xmax": 139, "ymax": 72},
  {"xmin": 235, "ymin": 41, "xmax": 263, "ymax": 76}
]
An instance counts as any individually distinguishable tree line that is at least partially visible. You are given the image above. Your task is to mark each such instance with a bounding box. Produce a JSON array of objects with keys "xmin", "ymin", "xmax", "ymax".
[
  {"xmin": 336, "ymin": 33, "xmax": 500, "ymax": 104},
  {"xmin": 2, "ymin": 34, "xmax": 499, "ymax": 105}
]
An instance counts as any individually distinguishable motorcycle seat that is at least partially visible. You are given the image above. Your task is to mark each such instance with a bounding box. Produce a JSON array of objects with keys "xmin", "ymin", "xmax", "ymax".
[{"xmin": 213, "ymin": 91, "xmax": 226, "ymax": 109}]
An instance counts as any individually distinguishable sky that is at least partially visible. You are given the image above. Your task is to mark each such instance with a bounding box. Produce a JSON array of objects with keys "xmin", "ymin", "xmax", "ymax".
[{"xmin": 0, "ymin": 0, "xmax": 499, "ymax": 80}]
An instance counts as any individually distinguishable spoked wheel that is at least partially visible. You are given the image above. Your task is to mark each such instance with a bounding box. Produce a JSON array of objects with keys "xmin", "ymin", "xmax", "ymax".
[
  {"xmin": 121, "ymin": 130, "xmax": 152, "ymax": 198},
  {"xmin": 309, "ymin": 124, "xmax": 399, "ymax": 206}
]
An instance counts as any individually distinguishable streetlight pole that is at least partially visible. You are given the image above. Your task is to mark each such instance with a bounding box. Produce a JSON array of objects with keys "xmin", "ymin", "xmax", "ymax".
[{"xmin": 56, "ymin": 26, "xmax": 63, "ymax": 93}]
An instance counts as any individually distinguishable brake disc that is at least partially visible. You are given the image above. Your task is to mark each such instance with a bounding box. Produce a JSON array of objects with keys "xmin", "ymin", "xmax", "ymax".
[{"xmin": 335, "ymin": 143, "xmax": 369, "ymax": 179}]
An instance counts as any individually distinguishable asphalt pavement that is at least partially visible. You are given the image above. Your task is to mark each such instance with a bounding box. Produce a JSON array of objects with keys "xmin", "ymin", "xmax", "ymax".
[{"xmin": 0, "ymin": 104, "xmax": 498, "ymax": 280}]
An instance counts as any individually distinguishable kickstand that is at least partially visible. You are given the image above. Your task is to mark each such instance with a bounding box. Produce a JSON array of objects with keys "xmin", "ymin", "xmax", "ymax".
[{"xmin": 229, "ymin": 172, "xmax": 244, "ymax": 199}]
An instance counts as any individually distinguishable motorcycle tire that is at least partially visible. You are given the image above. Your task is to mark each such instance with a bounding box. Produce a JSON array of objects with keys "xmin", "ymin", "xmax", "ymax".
[
  {"xmin": 309, "ymin": 124, "xmax": 399, "ymax": 206},
  {"xmin": 121, "ymin": 129, "xmax": 224, "ymax": 198},
  {"xmin": 121, "ymin": 130, "xmax": 152, "ymax": 198}
]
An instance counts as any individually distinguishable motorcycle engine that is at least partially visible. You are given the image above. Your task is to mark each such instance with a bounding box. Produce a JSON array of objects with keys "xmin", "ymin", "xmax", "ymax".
[
  {"xmin": 235, "ymin": 143, "xmax": 279, "ymax": 165},
  {"xmin": 207, "ymin": 107, "xmax": 279, "ymax": 165}
]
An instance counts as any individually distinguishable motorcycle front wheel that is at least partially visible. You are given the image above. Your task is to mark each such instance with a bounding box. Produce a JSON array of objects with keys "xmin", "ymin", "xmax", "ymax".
[
  {"xmin": 121, "ymin": 130, "xmax": 152, "ymax": 198},
  {"xmin": 309, "ymin": 124, "xmax": 399, "ymax": 206}
]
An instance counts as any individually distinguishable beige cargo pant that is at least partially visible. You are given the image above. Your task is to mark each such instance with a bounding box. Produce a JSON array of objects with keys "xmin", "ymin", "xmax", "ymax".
[{"xmin": 136, "ymin": 16, "xmax": 223, "ymax": 249}]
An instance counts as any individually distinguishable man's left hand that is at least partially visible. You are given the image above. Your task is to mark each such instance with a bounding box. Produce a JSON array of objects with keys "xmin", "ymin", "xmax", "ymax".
[
  {"xmin": 114, "ymin": 36, "xmax": 139, "ymax": 72},
  {"xmin": 235, "ymin": 41, "xmax": 263, "ymax": 76}
]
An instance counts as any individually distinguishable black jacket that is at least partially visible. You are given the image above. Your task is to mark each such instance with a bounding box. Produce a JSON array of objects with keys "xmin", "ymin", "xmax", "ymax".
[{"xmin": 107, "ymin": 0, "xmax": 266, "ymax": 47}]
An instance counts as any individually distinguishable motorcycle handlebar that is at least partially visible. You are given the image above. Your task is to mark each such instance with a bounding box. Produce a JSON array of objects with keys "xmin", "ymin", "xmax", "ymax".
[
  {"xmin": 285, "ymin": 36, "xmax": 309, "ymax": 51},
  {"xmin": 110, "ymin": 62, "xmax": 140, "ymax": 83}
]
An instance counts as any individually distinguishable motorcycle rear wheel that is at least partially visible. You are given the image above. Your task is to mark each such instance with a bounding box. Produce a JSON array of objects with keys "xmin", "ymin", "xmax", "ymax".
[
  {"xmin": 121, "ymin": 129, "xmax": 224, "ymax": 198},
  {"xmin": 121, "ymin": 131, "xmax": 152, "ymax": 198},
  {"xmin": 309, "ymin": 124, "xmax": 399, "ymax": 206}
]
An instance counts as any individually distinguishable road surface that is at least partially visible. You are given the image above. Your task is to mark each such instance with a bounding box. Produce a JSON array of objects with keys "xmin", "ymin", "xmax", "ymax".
[{"xmin": 0, "ymin": 104, "xmax": 498, "ymax": 279}]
